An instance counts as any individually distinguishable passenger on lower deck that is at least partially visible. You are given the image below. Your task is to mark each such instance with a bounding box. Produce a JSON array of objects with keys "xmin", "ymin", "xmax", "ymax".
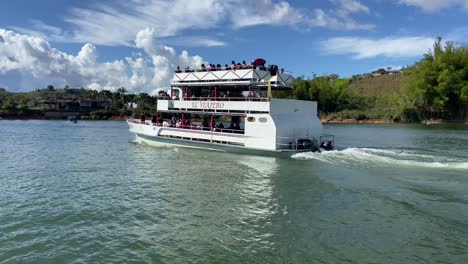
[
  {"xmin": 170, "ymin": 114, "xmax": 177, "ymax": 127},
  {"xmin": 202, "ymin": 118, "xmax": 209, "ymax": 131}
]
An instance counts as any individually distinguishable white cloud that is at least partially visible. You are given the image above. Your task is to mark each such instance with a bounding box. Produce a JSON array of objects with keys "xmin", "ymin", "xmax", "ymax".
[
  {"xmin": 311, "ymin": 0, "xmax": 375, "ymax": 31},
  {"xmin": 0, "ymin": 28, "xmax": 205, "ymax": 93},
  {"xmin": 330, "ymin": 0, "xmax": 370, "ymax": 15},
  {"xmin": 398, "ymin": 0, "xmax": 468, "ymax": 12},
  {"xmin": 312, "ymin": 9, "xmax": 375, "ymax": 30},
  {"xmin": 13, "ymin": 0, "xmax": 375, "ymax": 47},
  {"xmin": 320, "ymin": 36, "xmax": 435, "ymax": 59}
]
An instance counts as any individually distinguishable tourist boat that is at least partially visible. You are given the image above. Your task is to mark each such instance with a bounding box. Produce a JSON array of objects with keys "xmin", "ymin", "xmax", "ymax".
[{"xmin": 127, "ymin": 60, "xmax": 334, "ymax": 155}]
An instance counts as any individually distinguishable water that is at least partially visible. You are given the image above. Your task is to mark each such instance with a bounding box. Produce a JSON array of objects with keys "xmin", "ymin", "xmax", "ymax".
[{"xmin": 1, "ymin": 121, "xmax": 467, "ymax": 263}]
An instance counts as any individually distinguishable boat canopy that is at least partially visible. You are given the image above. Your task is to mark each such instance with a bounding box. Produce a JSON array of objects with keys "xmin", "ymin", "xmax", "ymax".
[{"xmin": 171, "ymin": 69, "xmax": 294, "ymax": 88}]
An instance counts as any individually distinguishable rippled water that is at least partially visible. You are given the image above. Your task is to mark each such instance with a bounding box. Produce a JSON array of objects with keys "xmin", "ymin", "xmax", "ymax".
[{"xmin": 1, "ymin": 121, "xmax": 467, "ymax": 263}]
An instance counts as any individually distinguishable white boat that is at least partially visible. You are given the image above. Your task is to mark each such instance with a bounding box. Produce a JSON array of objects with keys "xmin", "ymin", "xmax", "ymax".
[{"xmin": 127, "ymin": 61, "xmax": 334, "ymax": 155}]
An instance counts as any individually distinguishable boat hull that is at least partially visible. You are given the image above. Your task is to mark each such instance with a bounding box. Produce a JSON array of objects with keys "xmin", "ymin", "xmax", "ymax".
[{"xmin": 133, "ymin": 133, "xmax": 312, "ymax": 157}]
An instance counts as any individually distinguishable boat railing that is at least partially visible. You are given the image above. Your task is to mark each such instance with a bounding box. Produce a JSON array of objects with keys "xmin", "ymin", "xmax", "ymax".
[
  {"xmin": 158, "ymin": 96, "xmax": 269, "ymax": 102},
  {"xmin": 128, "ymin": 118, "xmax": 245, "ymax": 134}
]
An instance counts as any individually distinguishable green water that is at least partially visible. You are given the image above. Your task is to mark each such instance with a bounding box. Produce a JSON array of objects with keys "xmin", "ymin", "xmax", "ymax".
[{"xmin": 0, "ymin": 121, "xmax": 467, "ymax": 263}]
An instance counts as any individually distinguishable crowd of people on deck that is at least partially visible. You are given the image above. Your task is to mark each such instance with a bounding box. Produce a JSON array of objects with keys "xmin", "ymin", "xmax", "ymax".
[
  {"xmin": 174, "ymin": 59, "xmax": 284, "ymax": 76},
  {"xmin": 146, "ymin": 113, "xmax": 242, "ymax": 133}
]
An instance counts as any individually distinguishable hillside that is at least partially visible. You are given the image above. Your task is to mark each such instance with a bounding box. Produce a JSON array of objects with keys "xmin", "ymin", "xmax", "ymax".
[{"xmin": 348, "ymin": 74, "xmax": 407, "ymax": 97}]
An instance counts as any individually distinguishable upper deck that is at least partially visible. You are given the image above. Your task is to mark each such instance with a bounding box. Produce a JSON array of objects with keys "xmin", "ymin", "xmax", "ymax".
[
  {"xmin": 171, "ymin": 69, "xmax": 294, "ymax": 88},
  {"xmin": 157, "ymin": 98, "xmax": 318, "ymax": 116}
]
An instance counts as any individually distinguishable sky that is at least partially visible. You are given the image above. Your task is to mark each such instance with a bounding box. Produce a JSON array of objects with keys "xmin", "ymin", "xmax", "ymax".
[{"xmin": 0, "ymin": 0, "xmax": 467, "ymax": 94}]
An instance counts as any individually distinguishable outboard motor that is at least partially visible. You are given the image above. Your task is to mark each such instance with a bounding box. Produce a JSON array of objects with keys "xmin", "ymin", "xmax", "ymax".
[{"xmin": 320, "ymin": 140, "xmax": 334, "ymax": 151}]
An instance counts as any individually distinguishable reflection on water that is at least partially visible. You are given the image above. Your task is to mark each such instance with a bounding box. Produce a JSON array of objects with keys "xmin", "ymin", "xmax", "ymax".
[{"xmin": 0, "ymin": 121, "xmax": 467, "ymax": 263}]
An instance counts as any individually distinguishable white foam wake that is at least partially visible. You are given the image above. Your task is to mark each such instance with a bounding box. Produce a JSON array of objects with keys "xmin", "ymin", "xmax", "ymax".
[{"xmin": 291, "ymin": 148, "xmax": 468, "ymax": 170}]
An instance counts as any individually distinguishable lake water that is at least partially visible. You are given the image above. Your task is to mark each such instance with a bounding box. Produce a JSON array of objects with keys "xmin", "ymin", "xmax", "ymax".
[{"xmin": 1, "ymin": 120, "xmax": 467, "ymax": 263}]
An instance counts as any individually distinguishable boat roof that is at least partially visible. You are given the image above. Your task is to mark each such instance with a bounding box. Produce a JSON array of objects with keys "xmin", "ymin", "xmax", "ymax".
[{"xmin": 171, "ymin": 69, "xmax": 294, "ymax": 88}]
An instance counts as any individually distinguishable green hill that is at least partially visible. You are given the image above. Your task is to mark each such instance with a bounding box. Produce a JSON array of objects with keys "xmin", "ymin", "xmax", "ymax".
[{"xmin": 348, "ymin": 74, "xmax": 407, "ymax": 97}]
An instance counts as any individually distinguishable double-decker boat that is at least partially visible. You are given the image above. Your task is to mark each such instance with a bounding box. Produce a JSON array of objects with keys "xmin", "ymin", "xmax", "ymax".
[{"xmin": 127, "ymin": 60, "xmax": 334, "ymax": 156}]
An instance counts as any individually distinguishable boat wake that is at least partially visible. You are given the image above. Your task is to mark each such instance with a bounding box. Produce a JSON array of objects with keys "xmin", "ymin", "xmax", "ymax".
[{"xmin": 291, "ymin": 148, "xmax": 468, "ymax": 170}]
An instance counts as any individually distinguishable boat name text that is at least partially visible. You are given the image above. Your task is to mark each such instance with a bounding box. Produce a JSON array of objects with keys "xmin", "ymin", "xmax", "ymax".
[{"xmin": 191, "ymin": 102, "xmax": 225, "ymax": 109}]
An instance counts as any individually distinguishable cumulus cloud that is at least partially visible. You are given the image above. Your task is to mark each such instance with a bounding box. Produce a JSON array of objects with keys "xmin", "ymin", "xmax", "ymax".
[
  {"xmin": 398, "ymin": 0, "xmax": 468, "ymax": 12},
  {"xmin": 14, "ymin": 0, "xmax": 375, "ymax": 46},
  {"xmin": 320, "ymin": 36, "xmax": 435, "ymax": 59},
  {"xmin": 311, "ymin": 0, "xmax": 375, "ymax": 31},
  {"xmin": 0, "ymin": 28, "xmax": 204, "ymax": 93}
]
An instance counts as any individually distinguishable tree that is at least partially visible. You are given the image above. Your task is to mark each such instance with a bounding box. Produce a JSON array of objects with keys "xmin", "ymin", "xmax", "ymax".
[
  {"xmin": 376, "ymin": 68, "xmax": 386, "ymax": 75},
  {"xmin": 117, "ymin": 87, "xmax": 127, "ymax": 94},
  {"xmin": 3, "ymin": 97, "xmax": 16, "ymax": 110},
  {"xmin": 47, "ymin": 85, "xmax": 55, "ymax": 91},
  {"xmin": 292, "ymin": 77, "xmax": 309, "ymax": 100},
  {"xmin": 402, "ymin": 37, "xmax": 468, "ymax": 120}
]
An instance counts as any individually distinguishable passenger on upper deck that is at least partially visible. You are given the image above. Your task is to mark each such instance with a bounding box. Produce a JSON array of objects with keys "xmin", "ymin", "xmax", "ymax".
[
  {"xmin": 175, "ymin": 66, "xmax": 182, "ymax": 73},
  {"xmin": 225, "ymin": 64, "xmax": 231, "ymax": 70}
]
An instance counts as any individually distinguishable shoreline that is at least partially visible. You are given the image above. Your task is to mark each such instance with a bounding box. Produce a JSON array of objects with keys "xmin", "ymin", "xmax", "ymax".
[
  {"xmin": 2, "ymin": 116, "xmax": 466, "ymax": 125},
  {"xmin": 321, "ymin": 118, "xmax": 468, "ymax": 124}
]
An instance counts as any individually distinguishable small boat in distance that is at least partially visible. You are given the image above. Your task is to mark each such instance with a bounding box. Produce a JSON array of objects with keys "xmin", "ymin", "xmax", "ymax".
[
  {"xmin": 127, "ymin": 59, "xmax": 334, "ymax": 156},
  {"xmin": 67, "ymin": 116, "xmax": 78, "ymax": 123}
]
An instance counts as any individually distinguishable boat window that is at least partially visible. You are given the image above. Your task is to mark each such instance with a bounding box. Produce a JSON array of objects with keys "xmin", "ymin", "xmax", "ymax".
[
  {"xmin": 259, "ymin": 117, "xmax": 268, "ymax": 123},
  {"xmin": 247, "ymin": 117, "xmax": 255, "ymax": 122}
]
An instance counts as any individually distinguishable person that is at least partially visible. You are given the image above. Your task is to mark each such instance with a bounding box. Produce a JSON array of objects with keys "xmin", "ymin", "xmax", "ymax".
[
  {"xmin": 202, "ymin": 118, "xmax": 209, "ymax": 131},
  {"xmin": 184, "ymin": 66, "xmax": 190, "ymax": 72},
  {"xmin": 214, "ymin": 122, "xmax": 224, "ymax": 132},
  {"xmin": 280, "ymin": 68, "xmax": 284, "ymax": 73},
  {"xmin": 225, "ymin": 64, "xmax": 231, "ymax": 70},
  {"xmin": 171, "ymin": 115, "xmax": 177, "ymax": 127},
  {"xmin": 251, "ymin": 61, "xmax": 256, "ymax": 69},
  {"xmin": 228, "ymin": 122, "xmax": 235, "ymax": 132},
  {"xmin": 242, "ymin": 60, "xmax": 247, "ymax": 69},
  {"xmin": 231, "ymin": 60, "xmax": 236, "ymax": 68},
  {"xmin": 184, "ymin": 118, "xmax": 190, "ymax": 127},
  {"xmin": 175, "ymin": 66, "xmax": 182, "ymax": 73}
]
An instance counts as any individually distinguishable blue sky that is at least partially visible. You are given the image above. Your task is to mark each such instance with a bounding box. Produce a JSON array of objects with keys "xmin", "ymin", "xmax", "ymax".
[{"xmin": 0, "ymin": 0, "xmax": 467, "ymax": 93}]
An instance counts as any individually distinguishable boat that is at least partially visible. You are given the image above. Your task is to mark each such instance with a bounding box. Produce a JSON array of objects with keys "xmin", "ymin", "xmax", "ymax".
[
  {"xmin": 67, "ymin": 116, "xmax": 78, "ymax": 123},
  {"xmin": 127, "ymin": 60, "xmax": 334, "ymax": 155}
]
